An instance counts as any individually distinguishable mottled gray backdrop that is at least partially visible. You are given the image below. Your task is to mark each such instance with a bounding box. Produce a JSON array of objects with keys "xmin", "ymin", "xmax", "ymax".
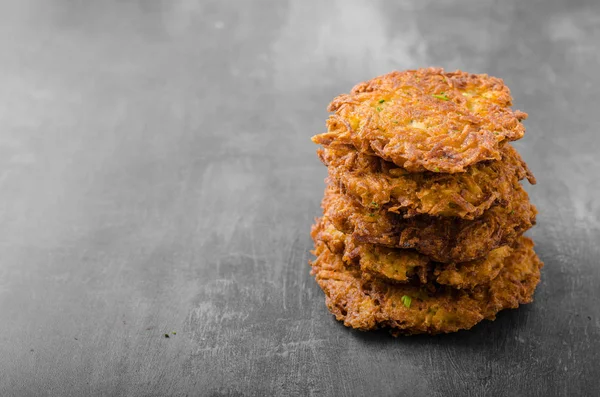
[{"xmin": 0, "ymin": 0, "xmax": 599, "ymax": 396}]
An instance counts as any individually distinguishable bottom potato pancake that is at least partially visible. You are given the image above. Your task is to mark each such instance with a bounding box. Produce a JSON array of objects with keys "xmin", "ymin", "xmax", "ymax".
[{"xmin": 310, "ymin": 235, "xmax": 542, "ymax": 335}]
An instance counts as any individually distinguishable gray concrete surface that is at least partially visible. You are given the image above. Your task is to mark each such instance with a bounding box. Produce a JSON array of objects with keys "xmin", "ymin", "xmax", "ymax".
[{"xmin": 0, "ymin": 0, "xmax": 599, "ymax": 396}]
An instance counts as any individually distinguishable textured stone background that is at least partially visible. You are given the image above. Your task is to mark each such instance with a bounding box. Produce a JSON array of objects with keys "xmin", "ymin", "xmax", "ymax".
[{"xmin": 0, "ymin": 0, "xmax": 598, "ymax": 396}]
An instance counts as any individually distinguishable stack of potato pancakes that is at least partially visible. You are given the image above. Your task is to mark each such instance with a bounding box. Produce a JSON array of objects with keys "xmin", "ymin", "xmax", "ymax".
[{"xmin": 310, "ymin": 68, "xmax": 543, "ymax": 335}]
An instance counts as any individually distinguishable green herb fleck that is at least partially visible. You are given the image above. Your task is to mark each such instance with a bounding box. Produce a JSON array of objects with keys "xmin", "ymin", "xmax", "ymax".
[
  {"xmin": 164, "ymin": 333, "xmax": 170, "ymax": 338},
  {"xmin": 432, "ymin": 93, "xmax": 450, "ymax": 101},
  {"xmin": 434, "ymin": 167, "xmax": 440, "ymax": 172},
  {"xmin": 368, "ymin": 212, "xmax": 376, "ymax": 217},
  {"xmin": 509, "ymin": 210, "xmax": 514, "ymax": 215},
  {"xmin": 401, "ymin": 295, "xmax": 412, "ymax": 308},
  {"xmin": 370, "ymin": 201, "xmax": 379, "ymax": 208},
  {"xmin": 378, "ymin": 99, "xmax": 385, "ymax": 104},
  {"xmin": 376, "ymin": 106, "xmax": 383, "ymax": 112},
  {"xmin": 172, "ymin": 331, "xmax": 176, "ymax": 335}
]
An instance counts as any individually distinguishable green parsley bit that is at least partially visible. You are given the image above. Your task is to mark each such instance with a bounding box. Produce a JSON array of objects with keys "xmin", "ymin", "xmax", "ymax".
[
  {"xmin": 370, "ymin": 201, "xmax": 379, "ymax": 208},
  {"xmin": 509, "ymin": 210, "xmax": 515, "ymax": 215},
  {"xmin": 434, "ymin": 167, "xmax": 440, "ymax": 172},
  {"xmin": 164, "ymin": 333, "xmax": 170, "ymax": 338},
  {"xmin": 368, "ymin": 212, "xmax": 376, "ymax": 217},
  {"xmin": 401, "ymin": 295, "xmax": 412, "ymax": 308},
  {"xmin": 376, "ymin": 106, "xmax": 383, "ymax": 112},
  {"xmin": 172, "ymin": 331, "xmax": 176, "ymax": 335},
  {"xmin": 432, "ymin": 93, "xmax": 450, "ymax": 101},
  {"xmin": 378, "ymin": 99, "xmax": 385, "ymax": 103}
]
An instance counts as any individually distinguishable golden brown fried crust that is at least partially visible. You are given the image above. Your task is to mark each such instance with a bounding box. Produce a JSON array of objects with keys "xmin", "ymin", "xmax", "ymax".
[
  {"xmin": 311, "ymin": 216, "xmax": 512, "ymax": 290},
  {"xmin": 322, "ymin": 186, "xmax": 536, "ymax": 263},
  {"xmin": 319, "ymin": 143, "xmax": 535, "ymax": 220},
  {"xmin": 309, "ymin": 236, "xmax": 543, "ymax": 335},
  {"xmin": 312, "ymin": 68, "xmax": 527, "ymax": 173}
]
